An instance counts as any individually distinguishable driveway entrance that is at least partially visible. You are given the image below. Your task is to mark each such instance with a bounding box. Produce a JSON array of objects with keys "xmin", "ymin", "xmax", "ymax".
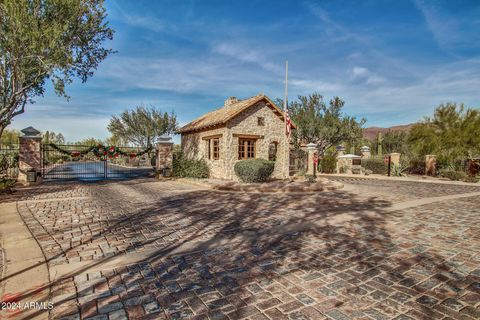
[
  {"xmin": 41, "ymin": 143, "xmax": 155, "ymax": 181},
  {"xmin": 3, "ymin": 178, "xmax": 480, "ymax": 319}
]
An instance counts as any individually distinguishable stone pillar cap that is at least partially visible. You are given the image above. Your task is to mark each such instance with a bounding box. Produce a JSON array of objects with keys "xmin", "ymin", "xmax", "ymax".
[
  {"xmin": 157, "ymin": 136, "xmax": 173, "ymax": 144},
  {"xmin": 306, "ymin": 142, "xmax": 318, "ymax": 150},
  {"xmin": 21, "ymin": 126, "xmax": 41, "ymax": 137}
]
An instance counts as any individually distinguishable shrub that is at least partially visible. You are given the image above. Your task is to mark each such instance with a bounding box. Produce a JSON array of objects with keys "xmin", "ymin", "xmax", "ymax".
[
  {"xmin": 0, "ymin": 151, "xmax": 19, "ymax": 180},
  {"xmin": 362, "ymin": 158, "xmax": 387, "ymax": 174},
  {"xmin": 407, "ymin": 156, "xmax": 425, "ymax": 175},
  {"xmin": 352, "ymin": 165, "xmax": 362, "ymax": 174},
  {"xmin": 0, "ymin": 178, "xmax": 16, "ymax": 193},
  {"xmin": 467, "ymin": 160, "xmax": 480, "ymax": 176},
  {"xmin": 439, "ymin": 170, "xmax": 467, "ymax": 181},
  {"xmin": 391, "ymin": 163, "xmax": 408, "ymax": 177},
  {"xmin": 320, "ymin": 155, "xmax": 337, "ymax": 174},
  {"xmin": 172, "ymin": 153, "xmax": 209, "ymax": 178},
  {"xmin": 364, "ymin": 169, "xmax": 373, "ymax": 176},
  {"xmin": 234, "ymin": 159, "xmax": 275, "ymax": 183},
  {"xmin": 463, "ymin": 175, "xmax": 478, "ymax": 183}
]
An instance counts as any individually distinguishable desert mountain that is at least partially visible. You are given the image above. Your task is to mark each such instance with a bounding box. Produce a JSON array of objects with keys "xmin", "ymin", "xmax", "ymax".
[{"xmin": 363, "ymin": 124, "xmax": 414, "ymax": 140}]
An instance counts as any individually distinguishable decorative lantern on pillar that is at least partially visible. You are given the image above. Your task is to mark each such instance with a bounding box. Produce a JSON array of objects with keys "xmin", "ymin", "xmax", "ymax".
[{"xmin": 336, "ymin": 145, "xmax": 346, "ymax": 156}]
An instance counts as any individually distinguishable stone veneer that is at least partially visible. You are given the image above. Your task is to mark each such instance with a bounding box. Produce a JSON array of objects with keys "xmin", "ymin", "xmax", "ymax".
[
  {"xmin": 18, "ymin": 135, "xmax": 42, "ymax": 183},
  {"xmin": 156, "ymin": 142, "xmax": 173, "ymax": 176},
  {"xmin": 181, "ymin": 101, "xmax": 289, "ymax": 180}
]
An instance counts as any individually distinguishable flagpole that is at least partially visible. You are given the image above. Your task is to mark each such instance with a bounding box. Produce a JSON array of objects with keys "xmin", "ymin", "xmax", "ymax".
[{"xmin": 284, "ymin": 60, "xmax": 289, "ymax": 179}]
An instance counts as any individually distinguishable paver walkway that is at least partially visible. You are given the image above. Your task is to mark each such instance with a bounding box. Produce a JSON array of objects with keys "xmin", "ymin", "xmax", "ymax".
[{"xmin": 1, "ymin": 177, "xmax": 480, "ymax": 320}]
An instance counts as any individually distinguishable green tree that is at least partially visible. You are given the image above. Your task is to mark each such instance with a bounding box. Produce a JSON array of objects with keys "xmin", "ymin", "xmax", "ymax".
[
  {"xmin": 42, "ymin": 130, "xmax": 65, "ymax": 144},
  {"xmin": 0, "ymin": 128, "xmax": 19, "ymax": 147},
  {"xmin": 107, "ymin": 105, "xmax": 177, "ymax": 148},
  {"xmin": 277, "ymin": 93, "xmax": 365, "ymax": 154},
  {"xmin": 105, "ymin": 135, "xmax": 125, "ymax": 146},
  {"xmin": 0, "ymin": 0, "xmax": 114, "ymax": 138},
  {"xmin": 408, "ymin": 103, "xmax": 480, "ymax": 165},
  {"xmin": 382, "ymin": 130, "xmax": 408, "ymax": 154},
  {"xmin": 73, "ymin": 137, "xmax": 104, "ymax": 146}
]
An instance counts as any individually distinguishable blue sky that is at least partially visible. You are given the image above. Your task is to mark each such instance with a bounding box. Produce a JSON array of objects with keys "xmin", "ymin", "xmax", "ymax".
[{"xmin": 10, "ymin": 0, "xmax": 480, "ymax": 142}]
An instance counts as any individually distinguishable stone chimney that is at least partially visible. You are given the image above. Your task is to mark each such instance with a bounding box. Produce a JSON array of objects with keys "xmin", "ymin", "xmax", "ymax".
[{"xmin": 224, "ymin": 97, "xmax": 239, "ymax": 107}]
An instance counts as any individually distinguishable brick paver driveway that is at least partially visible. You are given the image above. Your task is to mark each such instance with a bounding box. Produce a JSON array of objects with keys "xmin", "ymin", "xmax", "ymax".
[{"xmin": 10, "ymin": 178, "xmax": 480, "ymax": 319}]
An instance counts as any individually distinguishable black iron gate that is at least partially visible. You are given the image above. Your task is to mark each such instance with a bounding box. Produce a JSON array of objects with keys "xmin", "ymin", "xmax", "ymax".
[{"xmin": 42, "ymin": 144, "xmax": 154, "ymax": 181}]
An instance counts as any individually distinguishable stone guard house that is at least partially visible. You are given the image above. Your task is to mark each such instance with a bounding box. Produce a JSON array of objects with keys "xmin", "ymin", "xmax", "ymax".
[{"xmin": 178, "ymin": 93, "xmax": 292, "ymax": 180}]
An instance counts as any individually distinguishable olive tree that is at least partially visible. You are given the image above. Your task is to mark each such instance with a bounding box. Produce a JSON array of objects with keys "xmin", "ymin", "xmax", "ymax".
[
  {"xmin": 408, "ymin": 103, "xmax": 480, "ymax": 165},
  {"xmin": 0, "ymin": 0, "xmax": 114, "ymax": 138},
  {"xmin": 277, "ymin": 93, "xmax": 365, "ymax": 154},
  {"xmin": 107, "ymin": 105, "xmax": 177, "ymax": 148}
]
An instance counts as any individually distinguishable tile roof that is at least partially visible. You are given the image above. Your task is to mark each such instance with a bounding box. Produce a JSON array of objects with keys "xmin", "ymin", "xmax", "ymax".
[{"xmin": 178, "ymin": 93, "xmax": 288, "ymax": 133}]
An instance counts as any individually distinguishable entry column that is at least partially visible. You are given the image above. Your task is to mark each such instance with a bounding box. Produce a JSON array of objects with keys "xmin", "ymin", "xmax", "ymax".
[
  {"xmin": 306, "ymin": 143, "xmax": 318, "ymax": 176},
  {"xmin": 18, "ymin": 126, "xmax": 43, "ymax": 184},
  {"xmin": 156, "ymin": 136, "xmax": 173, "ymax": 177}
]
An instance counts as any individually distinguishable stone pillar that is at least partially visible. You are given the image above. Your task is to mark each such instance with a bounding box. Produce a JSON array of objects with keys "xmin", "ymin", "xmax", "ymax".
[
  {"xmin": 390, "ymin": 153, "xmax": 401, "ymax": 165},
  {"xmin": 156, "ymin": 136, "xmax": 173, "ymax": 177},
  {"xmin": 306, "ymin": 143, "xmax": 318, "ymax": 175},
  {"xmin": 335, "ymin": 145, "xmax": 346, "ymax": 174},
  {"xmin": 360, "ymin": 146, "xmax": 371, "ymax": 159},
  {"xmin": 425, "ymin": 155, "xmax": 436, "ymax": 176},
  {"xmin": 18, "ymin": 126, "xmax": 43, "ymax": 184},
  {"xmin": 336, "ymin": 145, "xmax": 345, "ymax": 156}
]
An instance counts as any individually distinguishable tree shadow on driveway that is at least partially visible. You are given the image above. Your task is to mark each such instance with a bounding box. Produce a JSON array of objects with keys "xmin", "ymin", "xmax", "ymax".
[{"xmin": 7, "ymin": 180, "xmax": 480, "ymax": 319}]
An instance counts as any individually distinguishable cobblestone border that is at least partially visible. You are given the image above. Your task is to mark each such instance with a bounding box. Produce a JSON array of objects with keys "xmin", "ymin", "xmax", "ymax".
[{"xmin": 320, "ymin": 173, "xmax": 480, "ymax": 186}]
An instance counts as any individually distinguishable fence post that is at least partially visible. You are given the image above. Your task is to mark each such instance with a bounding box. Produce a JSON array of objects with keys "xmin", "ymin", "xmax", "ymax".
[
  {"xmin": 335, "ymin": 145, "xmax": 346, "ymax": 174},
  {"xmin": 156, "ymin": 136, "xmax": 173, "ymax": 178},
  {"xmin": 18, "ymin": 126, "xmax": 43, "ymax": 184}
]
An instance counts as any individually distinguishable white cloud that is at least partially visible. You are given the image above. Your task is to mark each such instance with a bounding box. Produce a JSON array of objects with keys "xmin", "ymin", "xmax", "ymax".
[
  {"xmin": 352, "ymin": 67, "xmax": 368, "ymax": 77},
  {"xmin": 351, "ymin": 66, "xmax": 385, "ymax": 85},
  {"xmin": 212, "ymin": 43, "xmax": 281, "ymax": 74},
  {"xmin": 289, "ymin": 79, "xmax": 343, "ymax": 94},
  {"xmin": 413, "ymin": 0, "xmax": 480, "ymax": 56},
  {"xmin": 110, "ymin": 0, "xmax": 166, "ymax": 32}
]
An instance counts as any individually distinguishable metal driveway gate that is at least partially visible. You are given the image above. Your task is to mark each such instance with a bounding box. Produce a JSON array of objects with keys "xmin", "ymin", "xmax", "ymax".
[{"xmin": 42, "ymin": 144, "xmax": 154, "ymax": 181}]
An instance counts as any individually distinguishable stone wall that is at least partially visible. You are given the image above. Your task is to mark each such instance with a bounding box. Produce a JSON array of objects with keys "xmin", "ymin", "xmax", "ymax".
[
  {"xmin": 226, "ymin": 101, "xmax": 288, "ymax": 180},
  {"xmin": 181, "ymin": 101, "xmax": 288, "ymax": 180},
  {"xmin": 181, "ymin": 127, "xmax": 228, "ymax": 179}
]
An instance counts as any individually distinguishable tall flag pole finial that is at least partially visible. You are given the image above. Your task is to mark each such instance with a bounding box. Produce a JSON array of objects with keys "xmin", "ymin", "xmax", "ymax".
[{"xmin": 284, "ymin": 61, "xmax": 291, "ymax": 138}]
